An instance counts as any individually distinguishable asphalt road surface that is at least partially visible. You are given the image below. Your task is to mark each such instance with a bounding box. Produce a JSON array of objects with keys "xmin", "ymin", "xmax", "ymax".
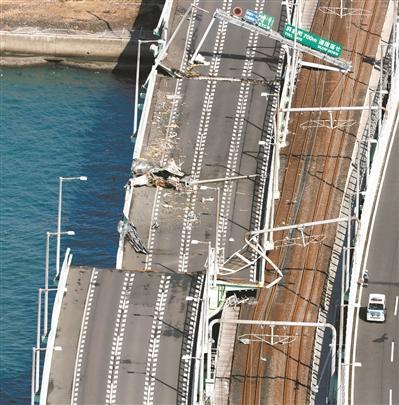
[
  {"xmin": 53, "ymin": 1, "xmax": 285, "ymax": 403},
  {"xmin": 63, "ymin": 268, "xmax": 203, "ymax": 405},
  {"xmin": 353, "ymin": 120, "xmax": 399, "ymax": 405},
  {"xmin": 123, "ymin": 0, "xmax": 284, "ymax": 281}
]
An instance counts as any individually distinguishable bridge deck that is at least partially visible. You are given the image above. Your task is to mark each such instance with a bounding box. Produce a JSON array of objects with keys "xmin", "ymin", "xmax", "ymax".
[
  {"xmin": 121, "ymin": 0, "xmax": 284, "ymax": 283},
  {"xmin": 46, "ymin": 266, "xmax": 203, "ymax": 404}
]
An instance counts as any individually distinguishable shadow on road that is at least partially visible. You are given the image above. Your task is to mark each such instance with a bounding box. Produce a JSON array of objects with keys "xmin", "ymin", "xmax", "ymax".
[{"xmin": 112, "ymin": 0, "xmax": 164, "ymax": 77}]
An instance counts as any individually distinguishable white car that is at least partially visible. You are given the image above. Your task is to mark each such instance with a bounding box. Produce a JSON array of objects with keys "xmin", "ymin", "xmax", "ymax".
[{"xmin": 366, "ymin": 293, "xmax": 386, "ymax": 322}]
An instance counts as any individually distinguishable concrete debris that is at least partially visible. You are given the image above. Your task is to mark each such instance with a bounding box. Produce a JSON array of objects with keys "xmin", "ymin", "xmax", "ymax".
[
  {"xmin": 132, "ymin": 159, "xmax": 153, "ymax": 176},
  {"xmin": 131, "ymin": 175, "xmax": 149, "ymax": 187},
  {"xmin": 193, "ymin": 53, "xmax": 210, "ymax": 66},
  {"xmin": 131, "ymin": 158, "xmax": 188, "ymax": 190}
]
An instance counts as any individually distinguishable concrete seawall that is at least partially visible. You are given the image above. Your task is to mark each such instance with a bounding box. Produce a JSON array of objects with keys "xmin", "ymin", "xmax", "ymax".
[{"xmin": 0, "ymin": 30, "xmax": 155, "ymax": 70}]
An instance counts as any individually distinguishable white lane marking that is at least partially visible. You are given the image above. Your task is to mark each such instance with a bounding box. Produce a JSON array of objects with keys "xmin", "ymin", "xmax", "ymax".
[
  {"xmin": 143, "ymin": 275, "xmax": 171, "ymax": 405},
  {"xmin": 144, "ymin": 0, "xmax": 200, "ymax": 271},
  {"xmin": 394, "ymin": 296, "xmax": 398, "ymax": 316},
  {"xmin": 71, "ymin": 268, "xmax": 99, "ymax": 405},
  {"xmin": 106, "ymin": 273, "xmax": 135, "ymax": 405},
  {"xmin": 178, "ymin": 0, "xmax": 232, "ymax": 273},
  {"xmin": 218, "ymin": 0, "xmax": 272, "ymax": 282},
  {"xmin": 389, "ymin": 388, "xmax": 392, "ymax": 405},
  {"xmin": 391, "ymin": 341, "xmax": 395, "ymax": 363}
]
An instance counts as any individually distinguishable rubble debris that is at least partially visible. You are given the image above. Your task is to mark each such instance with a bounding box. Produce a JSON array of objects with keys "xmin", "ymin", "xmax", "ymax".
[
  {"xmin": 192, "ymin": 53, "xmax": 210, "ymax": 66},
  {"xmin": 130, "ymin": 158, "xmax": 188, "ymax": 190},
  {"xmin": 132, "ymin": 159, "xmax": 153, "ymax": 176},
  {"xmin": 131, "ymin": 175, "xmax": 149, "ymax": 187}
]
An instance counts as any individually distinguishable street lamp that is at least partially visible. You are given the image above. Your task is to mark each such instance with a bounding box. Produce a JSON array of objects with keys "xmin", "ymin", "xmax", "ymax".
[
  {"xmin": 31, "ymin": 346, "xmax": 62, "ymax": 405},
  {"xmin": 56, "ymin": 176, "xmax": 87, "ymax": 279},
  {"xmin": 134, "ymin": 39, "xmax": 163, "ymax": 135},
  {"xmin": 191, "ymin": 239, "xmax": 218, "ymax": 288},
  {"xmin": 199, "ymin": 185, "xmax": 221, "ymax": 268},
  {"xmin": 31, "ymin": 346, "xmax": 46, "ymax": 405},
  {"xmin": 44, "ymin": 230, "xmax": 74, "ymax": 337}
]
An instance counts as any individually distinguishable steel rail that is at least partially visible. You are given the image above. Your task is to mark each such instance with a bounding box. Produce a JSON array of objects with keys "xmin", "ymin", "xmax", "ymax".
[
  {"xmin": 280, "ymin": 2, "xmax": 381, "ymax": 403},
  {"xmin": 239, "ymin": 1, "xmax": 386, "ymax": 402}
]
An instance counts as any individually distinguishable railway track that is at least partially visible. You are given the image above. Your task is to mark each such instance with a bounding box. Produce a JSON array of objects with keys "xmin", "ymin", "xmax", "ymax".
[
  {"xmin": 237, "ymin": 0, "xmax": 389, "ymax": 403},
  {"xmin": 280, "ymin": 1, "xmax": 382, "ymax": 403}
]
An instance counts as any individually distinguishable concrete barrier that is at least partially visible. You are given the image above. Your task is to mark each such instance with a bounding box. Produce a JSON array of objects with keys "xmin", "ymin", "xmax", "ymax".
[
  {"xmin": 115, "ymin": 67, "xmax": 158, "ymax": 269},
  {"xmin": 343, "ymin": 5, "xmax": 398, "ymax": 403},
  {"xmin": 344, "ymin": 74, "xmax": 398, "ymax": 405}
]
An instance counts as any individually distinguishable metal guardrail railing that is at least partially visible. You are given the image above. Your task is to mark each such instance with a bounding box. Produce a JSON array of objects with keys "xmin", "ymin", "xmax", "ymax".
[
  {"xmin": 33, "ymin": 248, "xmax": 73, "ymax": 405},
  {"xmin": 343, "ymin": 42, "xmax": 399, "ymax": 405}
]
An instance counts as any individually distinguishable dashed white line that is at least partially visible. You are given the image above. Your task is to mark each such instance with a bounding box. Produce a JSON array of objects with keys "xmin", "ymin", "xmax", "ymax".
[
  {"xmin": 389, "ymin": 388, "xmax": 392, "ymax": 405},
  {"xmin": 143, "ymin": 275, "xmax": 171, "ymax": 405},
  {"xmin": 218, "ymin": 0, "xmax": 265, "ymax": 274},
  {"xmin": 144, "ymin": 0, "xmax": 200, "ymax": 271},
  {"xmin": 394, "ymin": 296, "xmax": 398, "ymax": 316},
  {"xmin": 178, "ymin": 0, "xmax": 232, "ymax": 273},
  {"xmin": 71, "ymin": 268, "xmax": 99, "ymax": 405},
  {"xmin": 391, "ymin": 340, "xmax": 395, "ymax": 363},
  {"xmin": 106, "ymin": 273, "xmax": 135, "ymax": 405}
]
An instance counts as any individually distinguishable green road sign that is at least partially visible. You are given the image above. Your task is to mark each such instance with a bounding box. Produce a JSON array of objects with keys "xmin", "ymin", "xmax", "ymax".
[
  {"xmin": 282, "ymin": 23, "xmax": 343, "ymax": 58},
  {"xmin": 257, "ymin": 13, "xmax": 274, "ymax": 31}
]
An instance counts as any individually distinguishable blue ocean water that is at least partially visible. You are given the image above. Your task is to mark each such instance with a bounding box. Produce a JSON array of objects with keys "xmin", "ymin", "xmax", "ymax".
[{"xmin": 0, "ymin": 66, "xmax": 134, "ymax": 403}]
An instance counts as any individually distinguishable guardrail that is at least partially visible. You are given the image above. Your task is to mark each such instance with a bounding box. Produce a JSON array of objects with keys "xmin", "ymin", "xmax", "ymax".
[
  {"xmin": 307, "ymin": 7, "xmax": 398, "ymax": 405},
  {"xmin": 116, "ymin": 64, "xmax": 159, "ymax": 269},
  {"xmin": 344, "ymin": 69, "xmax": 398, "ymax": 405},
  {"xmin": 153, "ymin": 0, "xmax": 174, "ymax": 42},
  {"xmin": 38, "ymin": 249, "xmax": 73, "ymax": 405}
]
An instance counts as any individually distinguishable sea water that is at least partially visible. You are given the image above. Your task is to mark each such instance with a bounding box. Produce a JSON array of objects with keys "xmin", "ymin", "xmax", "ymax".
[{"xmin": 0, "ymin": 66, "xmax": 134, "ymax": 403}]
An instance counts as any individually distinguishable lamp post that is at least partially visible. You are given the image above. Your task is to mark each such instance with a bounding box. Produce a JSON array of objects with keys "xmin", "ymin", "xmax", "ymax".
[
  {"xmin": 31, "ymin": 346, "xmax": 62, "ymax": 405},
  {"xmin": 134, "ymin": 39, "xmax": 162, "ymax": 135},
  {"xmin": 44, "ymin": 230, "xmax": 74, "ymax": 337},
  {"xmin": 191, "ymin": 239, "xmax": 217, "ymax": 285},
  {"xmin": 31, "ymin": 346, "xmax": 46, "ymax": 405},
  {"xmin": 185, "ymin": 292, "xmax": 209, "ymax": 405},
  {"xmin": 199, "ymin": 185, "xmax": 221, "ymax": 267},
  {"xmin": 56, "ymin": 176, "xmax": 87, "ymax": 279}
]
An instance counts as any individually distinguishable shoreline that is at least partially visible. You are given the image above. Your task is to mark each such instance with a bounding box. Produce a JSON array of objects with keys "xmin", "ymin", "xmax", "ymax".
[
  {"xmin": 0, "ymin": 55, "xmax": 118, "ymax": 70},
  {"xmin": 0, "ymin": 54, "xmax": 155, "ymax": 72},
  {"xmin": 0, "ymin": 29, "xmax": 156, "ymax": 72}
]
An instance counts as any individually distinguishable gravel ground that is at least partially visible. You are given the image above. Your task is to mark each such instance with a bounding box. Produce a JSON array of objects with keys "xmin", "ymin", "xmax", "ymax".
[{"xmin": 0, "ymin": 0, "xmax": 163, "ymax": 33}]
